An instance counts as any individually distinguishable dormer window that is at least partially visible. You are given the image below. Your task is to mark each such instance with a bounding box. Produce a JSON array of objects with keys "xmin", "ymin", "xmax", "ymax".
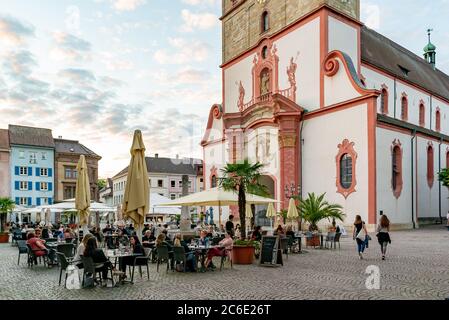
[
  {"xmin": 398, "ymin": 65, "xmax": 410, "ymax": 77},
  {"xmin": 261, "ymin": 11, "xmax": 269, "ymax": 33}
]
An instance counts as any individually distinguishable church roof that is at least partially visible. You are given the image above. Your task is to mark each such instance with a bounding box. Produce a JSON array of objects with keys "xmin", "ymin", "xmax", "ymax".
[{"xmin": 361, "ymin": 26, "xmax": 449, "ymax": 101}]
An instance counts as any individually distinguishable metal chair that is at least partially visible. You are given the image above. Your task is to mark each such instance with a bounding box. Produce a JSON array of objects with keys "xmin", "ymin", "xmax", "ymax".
[
  {"xmin": 26, "ymin": 244, "xmax": 48, "ymax": 267},
  {"xmin": 56, "ymin": 252, "xmax": 73, "ymax": 287},
  {"xmin": 80, "ymin": 256, "xmax": 109, "ymax": 288},
  {"xmin": 57, "ymin": 243, "xmax": 75, "ymax": 259},
  {"xmin": 220, "ymin": 247, "xmax": 233, "ymax": 270},
  {"xmin": 333, "ymin": 232, "xmax": 342, "ymax": 250},
  {"xmin": 129, "ymin": 248, "xmax": 152, "ymax": 283},
  {"xmin": 17, "ymin": 240, "xmax": 28, "ymax": 265},
  {"xmin": 173, "ymin": 246, "xmax": 188, "ymax": 272},
  {"xmin": 156, "ymin": 246, "xmax": 172, "ymax": 273}
]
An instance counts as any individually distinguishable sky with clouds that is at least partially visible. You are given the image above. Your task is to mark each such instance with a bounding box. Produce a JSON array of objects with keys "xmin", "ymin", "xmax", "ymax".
[{"xmin": 0, "ymin": 0, "xmax": 448, "ymax": 178}]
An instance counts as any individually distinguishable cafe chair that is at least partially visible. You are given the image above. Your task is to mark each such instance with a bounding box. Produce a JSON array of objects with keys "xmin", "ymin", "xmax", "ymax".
[
  {"xmin": 17, "ymin": 240, "xmax": 28, "ymax": 265},
  {"xmin": 57, "ymin": 243, "xmax": 75, "ymax": 260},
  {"xmin": 129, "ymin": 248, "xmax": 152, "ymax": 283},
  {"xmin": 56, "ymin": 252, "xmax": 74, "ymax": 287},
  {"xmin": 280, "ymin": 237, "xmax": 289, "ymax": 260},
  {"xmin": 156, "ymin": 246, "xmax": 172, "ymax": 273},
  {"xmin": 220, "ymin": 248, "xmax": 233, "ymax": 271},
  {"xmin": 173, "ymin": 246, "xmax": 189, "ymax": 272},
  {"xmin": 26, "ymin": 244, "xmax": 49, "ymax": 268}
]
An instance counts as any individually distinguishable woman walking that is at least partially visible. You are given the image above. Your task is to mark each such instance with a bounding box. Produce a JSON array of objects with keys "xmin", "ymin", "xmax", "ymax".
[
  {"xmin": 353, "ymin": 215, "xmax": 368, "ymax": 259},
  {"xmin": 376, "ymin": 215, "xmax": 391, "ymax": 261}
]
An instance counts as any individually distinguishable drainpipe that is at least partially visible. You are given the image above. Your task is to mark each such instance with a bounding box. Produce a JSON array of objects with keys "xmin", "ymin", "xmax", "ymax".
[
  {"xmin": 430, "ymin": 95, "xmax": 433, "ymax": 130},
  {"xmin": 439, "ymin": 138, "xmax": 443, "ymax": 224},
  {"xmin": 393, "ymin": 78, "xmax": 397, "ymax": 118},
  {"xmin": 411, "ymin": 129, "xmax": 417, "ymax": 229},
  {"xmin": 298, "ymin": 112, "xmax": 305, "ymax": 231}
]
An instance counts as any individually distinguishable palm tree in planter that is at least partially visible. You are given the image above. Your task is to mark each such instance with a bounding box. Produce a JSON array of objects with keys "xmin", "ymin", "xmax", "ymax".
[
  {"xmin": 220, "ymin": 159, "xmax": 267, "ymax": 264},
  {"xmin": 298, "ymin": 193, "xmax": 345, "ymax": 246},
  {"xmin": 438, "ymin": 169, "xmax": 449, "ymax": 228},
  {"xmin": 0, "ymin": 198, "xmax": 15, "ymax": 243}
]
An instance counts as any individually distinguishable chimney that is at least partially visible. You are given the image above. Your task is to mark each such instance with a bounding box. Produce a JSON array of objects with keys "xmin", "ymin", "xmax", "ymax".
[{"xmin": 155, "ymin": 153, "xmax": 159, "ymax": 158}]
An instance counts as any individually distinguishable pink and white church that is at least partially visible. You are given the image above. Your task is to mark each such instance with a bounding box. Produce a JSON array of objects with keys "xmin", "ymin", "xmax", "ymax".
[{"xmin": 201, "ymin": 0, "xmax": 449, "ymax": 230}]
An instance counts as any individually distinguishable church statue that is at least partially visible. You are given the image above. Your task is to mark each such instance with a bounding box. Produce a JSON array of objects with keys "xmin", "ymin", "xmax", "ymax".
[
  {"xmin": 238, "ymin": 81, "xmax": 245, "ymax": 111},
  {"xmin": 287, "ymin": 57, "xmax": 297, "ymax": 88},
  {"xmin": 260, "ymin": 71, "xmax": 270, "ymax": 95}
]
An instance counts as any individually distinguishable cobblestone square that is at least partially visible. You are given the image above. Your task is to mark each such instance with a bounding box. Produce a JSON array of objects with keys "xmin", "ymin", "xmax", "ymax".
[{"xmin": 0, "ymin": 226, "xmax": 448, "ymax": 300}]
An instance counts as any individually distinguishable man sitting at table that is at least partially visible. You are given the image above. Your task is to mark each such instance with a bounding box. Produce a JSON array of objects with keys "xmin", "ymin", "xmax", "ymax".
[
  {"xmin": 204, "ymin": 231, "xmax": 233, "ymax": 270},
  {"xmin": 142, "ymin": 230, "xmax": 156, "ymax": 248}
]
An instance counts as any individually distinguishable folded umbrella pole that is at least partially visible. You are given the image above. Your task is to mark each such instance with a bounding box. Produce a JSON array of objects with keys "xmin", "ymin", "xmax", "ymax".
[{"xmin": 75, "ymin": 155, "xmax": 91, "ymax": 235}]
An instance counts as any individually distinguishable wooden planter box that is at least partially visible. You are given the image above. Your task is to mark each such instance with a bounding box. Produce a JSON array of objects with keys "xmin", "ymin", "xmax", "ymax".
[
  {"xmin": 306, "ymin": 235, "xmax": 321, "ymax": 247},
  {"xmin": 0, "ymin": 233, "xmax": 9, "ymax": 244},
  {"xmin": 232, "ymin": 246, "xmax": 255, "ymax": 265}
]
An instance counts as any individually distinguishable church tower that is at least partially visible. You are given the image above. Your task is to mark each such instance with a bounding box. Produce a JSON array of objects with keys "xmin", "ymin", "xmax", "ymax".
[{"xmin": 221, "ymin": 0, "xmax": 360, "ymax": 63}]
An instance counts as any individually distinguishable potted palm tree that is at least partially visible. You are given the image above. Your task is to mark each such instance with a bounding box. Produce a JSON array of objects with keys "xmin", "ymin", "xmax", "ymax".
[
  {"xmin": 220, "ymin": 159, "xmax": 267, "ymax": 264},
  {"xmin": 438, "ymin": 169, "xmax": 449, "ymax": 229},
  {"xmin": 297, "ymin": 193, "xmax": 345, "ymax": 247},
  {"xmin": 0, "ymin": 198, "xmax": 15, "ymax": 243}
]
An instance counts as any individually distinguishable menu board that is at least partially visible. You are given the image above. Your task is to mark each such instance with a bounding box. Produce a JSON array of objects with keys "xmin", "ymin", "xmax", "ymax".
[{"xmin": 259, "ymin": 236, "xmax": 283, "ymax": 267}]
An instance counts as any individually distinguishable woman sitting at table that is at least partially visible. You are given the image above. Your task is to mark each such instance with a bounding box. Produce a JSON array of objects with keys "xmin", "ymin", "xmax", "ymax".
[
  {"xmin": 274, "ymin": 225, "xmax": 285, "ymax": 236},
  {"xmin": 204, "ymin": 231, "xmax": 233, "ymax": 269},
  {"xmin": 198, "ymin": 230, "xmax": 209, "ymax": 246},
  {"xmin": 173, "ymin": 233, "xmax": 197, "ymax": 272},
  {"xmin": 74, "ymin": 233, "xmax": 95, "ymax": 269},
  {"xmin": 83, "ymin": 237, "xmax": 113, "ymax": 285},
  {"xmin": 286, "ymin": 225, "xmax": 295, "ymax": 238},
  {"xmin": 118, "ymin": 235, "xmax": 145, "ymax": 279},
  {"xmin": 251, "ymin": 226, "xmax": 262, "ymax": 241},
  {"xmin": 27, "ymin": 232, "xmax": 56, "ymax": 265},
  {"xmin": 155, "ymin": 234, "xmax": 174, "ymax": 270}
]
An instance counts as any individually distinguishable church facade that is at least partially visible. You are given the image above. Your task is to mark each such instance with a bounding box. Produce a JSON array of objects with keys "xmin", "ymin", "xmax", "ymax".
[{"xmin": 202, "ymin": 0, "xmax": 449, "ymax": 230}]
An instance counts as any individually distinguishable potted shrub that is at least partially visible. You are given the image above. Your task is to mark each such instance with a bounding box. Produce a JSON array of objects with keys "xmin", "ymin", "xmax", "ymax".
[
  {"xmin": 298, "ymin": 193, "xmax": 345, "ymax": 247},
  {"xmin": 232, "ymin": 239, "xmax": 259, "ymax": 264},
  {"xmin": 0, "ymin": 198, "xmax": 15, "ymax": 243}
]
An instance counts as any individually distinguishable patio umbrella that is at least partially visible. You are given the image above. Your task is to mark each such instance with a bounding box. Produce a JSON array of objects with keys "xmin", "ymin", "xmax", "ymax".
[
  {"xmin": 45, "ymin": 208, "xmax": 52, "ymax": 227},
  {"xmin": 36, "ymin": 208, "xmax": 43, "ymax": 224},
  {"xmin": 287, "ymin": 198, "xmax": 299, "ymax": 230},
  {"xmin": 75, "ymin": 154, "xmax": 91, "ymax": 234},
  {"xmin": 122, "ymin": 130, "xmax": 149, "ymax": 241},
  {"xmin": 246, "ymin": 203, "xmax": 253, "ymax": 235},
  {"xmin": 266, "ymin": 202, "xmax": 276, "ymax": 232}
]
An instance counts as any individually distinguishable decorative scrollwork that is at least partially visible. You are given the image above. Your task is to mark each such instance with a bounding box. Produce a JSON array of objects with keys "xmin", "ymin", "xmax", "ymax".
[
  {"xmin": 212, "ymin": 104, "xmax": 222, "ymax": 119},
  {"xmin": 323, "ymin": 57, "xmax": 340, "ymax": 77}
]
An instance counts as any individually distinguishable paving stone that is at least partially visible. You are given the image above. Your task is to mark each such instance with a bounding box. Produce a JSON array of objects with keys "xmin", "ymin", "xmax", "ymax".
[{"xmin": 0, "ymin": 226, "xmax": 448, "ymax": 300}]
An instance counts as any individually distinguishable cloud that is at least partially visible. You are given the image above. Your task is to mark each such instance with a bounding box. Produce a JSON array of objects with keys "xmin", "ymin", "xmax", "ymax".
[
  {"xmin": 50, "ymin": 32, "xmax": 91, "ymax": 62},
  {"xmin": 181, "ymin": 0, "xmax": 219, "ymax": 5},
  {"xmin": 58, "ymin": 68, "xmax": 96, "ymax": 83},
  {"xmin": 99, "ymin": 51, "xmax": 134, "ymax": 70},
  {"xmin": 65, "ymin": 6, "xmax": 81, "ymax": 35},
  {"xmin": 361, "ymin": 3, "xmax": 380, "ymax": 30},
  {"xmin": 154, "ymin": 38, "xmax": 211, "ymax": 64},
  {"xmin": 1, "ymin": 50, "xmax": 37, "ymax": 78},
  {"xmin": 0, "ymin": 15, "xmax": 35, "ymax": 46},
  {"xmin": 113, "ymin": 0, "xmax": 146, "ymax": 11},
  {"xmin": 180, "ymin": 10, "xmax": 218, "ymax": 32}
]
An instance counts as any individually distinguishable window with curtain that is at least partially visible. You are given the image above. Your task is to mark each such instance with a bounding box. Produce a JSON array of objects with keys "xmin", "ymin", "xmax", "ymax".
[
  {"xmin": 436, "ymin": 109, "xmax": 441, "ymax": 131},
  {"xmin": 380, "ymin": 89, "xmax": 388, "ymax": 114},
  {"xmin": 419, "ymin": 103, "xmax": 425, "ymax": 126},
  {"xmin": 401, "ymin": 96, "xmax": 408, "ymax": 120},
  {"xmin": 427, "ymin": 145, "xmax": 434, "ymax": 188},
  {"xmin": 340, "ymin": 154, "xmax": 353, "ymax": 189}
]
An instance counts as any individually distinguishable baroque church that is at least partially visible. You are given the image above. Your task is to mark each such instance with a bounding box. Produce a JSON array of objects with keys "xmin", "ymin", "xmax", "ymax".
[{"xmin": 201, "ymin": 0, "xmax": 449, "ymax": 230}]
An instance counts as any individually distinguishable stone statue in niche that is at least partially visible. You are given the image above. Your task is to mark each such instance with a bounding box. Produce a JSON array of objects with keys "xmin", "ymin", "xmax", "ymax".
[
  {"xmin": 260, "ymin": 70, "xmax": 270, "ymax": 96},
  {"xmin": 238, "ymin": 81, "xmax": 245, "ymax": 111}
]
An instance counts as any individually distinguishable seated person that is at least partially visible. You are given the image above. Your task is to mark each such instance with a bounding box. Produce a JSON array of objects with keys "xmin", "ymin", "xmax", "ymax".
[
  {"xmin": 286, "ymin": 225, "xmax": 295, "ymax": 238},
  {"xmin": 142, "ymin": 230, "xmax": 156, "ymax": 248},
  {"xmin": 118, "ymin": 235, "xmax": 144, "ymax": 279},
  {"xmin": 74, "ymin": 233, "xmax": 95, "ymax": 269},
  {"xmin": 251, "ymin": 226, "xmax": 262, "ymax": 241},
  {"xmin": 83, "ymin": 238, "xmax": 114, "ymax": 286},
  {"xmin": 63, "ymin": 228, "xmax": 75, "ymax": 241},
  {"xmin": 234, "ymin": 224, "xmax": 242, "ymax": 239},
  {"xmin": 102, "ymin": 224, "xmax": 112, "ymax": 235},
  {"xmin": 205, "ymin": 232, "xmax": 233, "ymax": 269},
  {"xmin": 274, "ymin": 225, "xmax": 285, "ymax": 236},
  {"xmin": 155, "ymin": 234, "xmax": 174, "ymax": 270},
  {"xmin": 206, "ymin": 226, "xmax": 216, "ymax": 238},
  {"xmin": 173, "ymin": 233, "xmax": 197, "ymax": 272},
  {"xmin": 198, "ymin": 230, "xmax": 209, "ymax": 246},
  {"xmin": 27, "ymin": 232, "xmax": 56, "ymax": 265}
]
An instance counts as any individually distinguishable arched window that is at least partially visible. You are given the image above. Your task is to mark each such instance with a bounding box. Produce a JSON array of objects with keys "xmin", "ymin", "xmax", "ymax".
[
  {"xmin": 340, "ymin": 154, "xmax": 353, "ymax": 189},
  {"xmin": 261, "ymin": 11, "xmax": 269, "ymax": 33},
  {"xmin": 419, "ymin": 103, "xmax": 425, "ymax": 126},
  {"xmin": 380, "ymin": 87, "xmax": 388, "ymax": 114},
  {"xmin": 391, "ymin": 140, "xmax": 403, "ymax": 198},
  {"xmin": 211, "ymin": 175, "xmax": 217, "ymax": 188},
  {"xmin": 336, "ymin": 139, "xmax": 357, "ymax": 199},
  {"xmin": 401, "ymin": 95, "xmax": 408, "ymax": 121},
  {"xmin": 435, "ymin": 109, "xmax": 441, "ymax": 132},
  {"xmin": 427, "ymin": 144, "xmax": 434, "ymax": 188}
]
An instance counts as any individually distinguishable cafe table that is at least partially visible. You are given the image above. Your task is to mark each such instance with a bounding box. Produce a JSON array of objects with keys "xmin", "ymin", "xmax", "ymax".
[
  {"xmin": 188, "ymin": 245, "xmax": 222, "ymax": 272},
  {"xmin": 105, "ymin": 250, "xmax": 142, "ymax": 284}
]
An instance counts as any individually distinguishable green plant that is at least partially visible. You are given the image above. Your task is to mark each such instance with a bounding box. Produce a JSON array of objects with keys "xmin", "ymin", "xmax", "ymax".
[
  {"xmin": 0, "ymin": 198, "xmax": 15, "ymax": 233},
  {"xmin": 438, "ymin": 168, "xmax": 449, "ymax": 187},
  {"xmin": 97, "ymin": 179, "xmax": 107, "ymax": 190},
  {"xmin": 298, "ymin": 193, "xmax": 345, "ymax": 232},
  {"xmin": 234, "ymin": 239, "xmax": 259, "ymax": 248},
  {"xmin": 279, "ymin": 209, "xmax": 288, "ymax": 223},
  {"xmin": 220, "ymin": 159, "xmax": 267, "ymax": 239}
]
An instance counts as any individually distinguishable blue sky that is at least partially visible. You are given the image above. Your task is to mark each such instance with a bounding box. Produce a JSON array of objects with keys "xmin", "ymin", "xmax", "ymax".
[{"xmin": 0, "ymin": 0, "xmax": 448, "ymax": 178}]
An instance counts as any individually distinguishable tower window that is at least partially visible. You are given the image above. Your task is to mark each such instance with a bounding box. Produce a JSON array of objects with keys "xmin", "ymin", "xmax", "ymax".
[
  {"xmin": 261, "ymin": 11, "xmax": 269, "ymax": 33},
  {"xmin": 262, "ymin": 46, "xmax": 268, "ymax": 59}
]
